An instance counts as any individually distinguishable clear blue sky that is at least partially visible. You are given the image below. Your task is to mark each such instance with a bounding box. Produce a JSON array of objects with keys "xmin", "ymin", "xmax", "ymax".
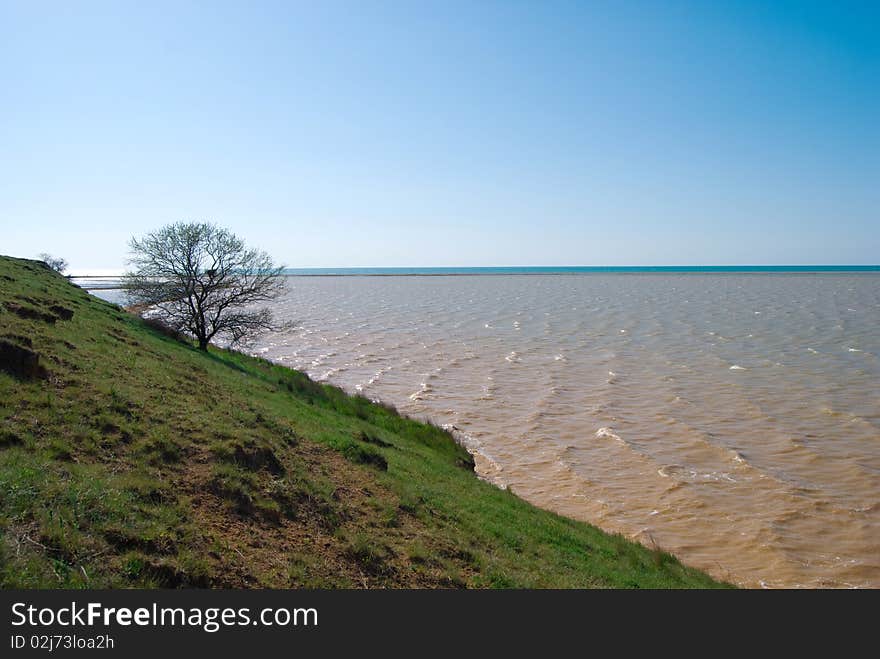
[{"xmin": 1, "ymin": 1, "xmax": 877, "ymax": 271}]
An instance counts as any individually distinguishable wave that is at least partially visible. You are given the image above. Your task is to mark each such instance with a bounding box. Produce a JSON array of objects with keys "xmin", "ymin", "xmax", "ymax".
[
  {"xmin": 441, "ymin": 424, "xmax": 506, "ymax": 487},
  {"xmin": 657, "ymin": 464, "xmax": 737, "ymax": 483},
  {"xmin": 409, "ymin": 381, "xmax": 433, "ymax": 401},
  {"xmin": 248, "ymin": 271, "xmax": 880, "ymax": 587},
  {"xmin": 595, "ymin": 427, "xmax": 624, "ymax": 442},
  {"xmin": 316, "ymin": 365, "xmax": 347, "ymax": 381}
]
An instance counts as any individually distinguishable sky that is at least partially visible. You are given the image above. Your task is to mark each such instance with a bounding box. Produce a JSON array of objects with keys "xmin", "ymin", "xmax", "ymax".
[{"xmin": 1, "ymin": 1, "xmax": 878, "ymax": 271}]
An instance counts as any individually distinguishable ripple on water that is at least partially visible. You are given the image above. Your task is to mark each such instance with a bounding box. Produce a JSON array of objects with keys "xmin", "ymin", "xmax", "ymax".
[{"xmin": 248, "ymin": 273, "xmax": 880, "ymax": 588}]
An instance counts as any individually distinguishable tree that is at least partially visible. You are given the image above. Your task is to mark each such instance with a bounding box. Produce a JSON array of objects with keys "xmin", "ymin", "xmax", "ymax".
[
  {"xmin": 38, "ymin": 253, "xmax": 68, "ymax": 274},
  {"xmin": 124, "ymin": 222, "xmax": 285, "ymax": 351}
]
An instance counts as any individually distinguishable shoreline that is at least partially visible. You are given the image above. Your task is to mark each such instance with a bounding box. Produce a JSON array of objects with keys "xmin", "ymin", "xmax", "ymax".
[
  {"xmin": 264, "ymin": 355, "xmax": 742, "ymax": 584},
  {"xmin": 71, "ymin": 267, "xmax": 880, "ymax": 588},
  {"xmin": 1, "ymin": 254, "xmax": 725, "ymax": 588}
]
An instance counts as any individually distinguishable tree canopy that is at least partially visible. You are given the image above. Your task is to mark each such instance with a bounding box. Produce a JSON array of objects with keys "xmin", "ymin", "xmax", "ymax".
[
  {"xmin": 38, "ymin": 253, "xmax": 68, "ymax": 274},
  {"xmin": 124, "ymin": 222, "xmax": 285, "ymax": 350}
]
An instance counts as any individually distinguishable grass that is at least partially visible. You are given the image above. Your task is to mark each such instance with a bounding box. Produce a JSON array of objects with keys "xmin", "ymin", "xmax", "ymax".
[{"xmin": 0, "ymin": 256, "xmax": 728, "ymax": 588}]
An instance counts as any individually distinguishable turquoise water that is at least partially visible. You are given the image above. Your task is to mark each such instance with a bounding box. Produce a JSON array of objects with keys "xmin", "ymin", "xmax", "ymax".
[{"xmin": 281, "ymin": 265, "xmax": 880, "ymax": 276}]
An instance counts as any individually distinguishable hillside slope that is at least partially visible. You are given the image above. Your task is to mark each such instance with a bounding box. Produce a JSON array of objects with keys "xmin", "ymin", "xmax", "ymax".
[{"xmin": 0, "ymin": 256, "xmax": 725, "ymax": 588}]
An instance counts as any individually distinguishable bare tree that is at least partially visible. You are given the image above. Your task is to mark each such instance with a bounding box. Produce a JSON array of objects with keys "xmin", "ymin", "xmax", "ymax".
[
  {"xmin": 38, "ymin": 253, "xmax": 68, "ymax": 274},
  {"xmin": 124, "ymin": 222, "xmax": 285, "ymax": 350}
]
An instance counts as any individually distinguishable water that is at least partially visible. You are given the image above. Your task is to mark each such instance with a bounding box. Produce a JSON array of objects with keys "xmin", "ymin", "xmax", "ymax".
[
  {"xmin": 92, "ymin": 272, "xmax": 880, "ymax": 587},
  {"xmin": 280, "ymin": 265, "xmax": 880, "ymax": 275}
]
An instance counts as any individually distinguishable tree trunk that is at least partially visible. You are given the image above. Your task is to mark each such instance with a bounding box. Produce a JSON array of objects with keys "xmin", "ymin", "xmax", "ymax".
[{"xmin": 198, "ymin": 337, "xmax": 209, "ymax": 351}]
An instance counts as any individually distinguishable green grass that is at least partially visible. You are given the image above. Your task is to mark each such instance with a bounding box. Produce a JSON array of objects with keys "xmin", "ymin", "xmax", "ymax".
[{"xmin": 0, "ymin": 256, "xmax": 728, "ymax": 588}]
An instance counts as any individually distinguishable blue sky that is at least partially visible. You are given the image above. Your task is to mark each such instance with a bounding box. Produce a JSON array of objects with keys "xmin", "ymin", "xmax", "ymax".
[{"xmin": 1, "ymin": 1, "xmax": 877, "ymax": 271}]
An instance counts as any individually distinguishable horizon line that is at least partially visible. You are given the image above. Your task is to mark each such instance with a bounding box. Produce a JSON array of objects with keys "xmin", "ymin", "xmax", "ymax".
[{"xmin": 66, "ymin": 263, "xmax": 880, "ymax": 279}]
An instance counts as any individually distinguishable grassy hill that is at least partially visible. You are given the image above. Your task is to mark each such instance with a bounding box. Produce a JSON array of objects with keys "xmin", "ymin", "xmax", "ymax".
[{"xmin": 0, "ymin": 256, "xmax": 725, "ymax": 588}]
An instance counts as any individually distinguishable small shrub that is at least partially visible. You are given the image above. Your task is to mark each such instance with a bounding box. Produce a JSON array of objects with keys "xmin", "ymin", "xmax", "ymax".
[{"xmin": 38, "ymin": 254, "xmax": 68, "ymax": 274}]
